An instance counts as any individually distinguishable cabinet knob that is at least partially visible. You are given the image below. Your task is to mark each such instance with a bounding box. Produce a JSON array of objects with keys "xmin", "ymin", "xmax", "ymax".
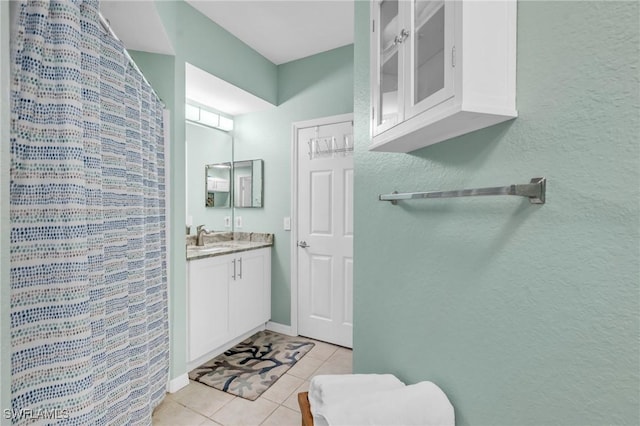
[
  {"xmin": 399, "ymin": 29, "xmax": 410, "ymax": 43},
  {"xmin": 394, "ymin": 29, "xmax": 409, "ymax": 45}
]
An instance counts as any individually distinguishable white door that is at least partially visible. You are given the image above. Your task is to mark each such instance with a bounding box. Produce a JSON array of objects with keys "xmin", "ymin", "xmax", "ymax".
[
  {"xmin": 238, "ymin": 176, "xmax": 252, "ymax": 207},
  {"xmin": 297, "ymin": 118, "xmax": 354, "ymax": 348}
]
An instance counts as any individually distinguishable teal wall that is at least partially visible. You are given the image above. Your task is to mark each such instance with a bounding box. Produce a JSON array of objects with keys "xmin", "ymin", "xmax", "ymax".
[
  {"xmin": 353, "ymin": 1, "xmax": 639, "ymax": 425},
  {"xmin": 129, "ymin": 49, "xmax": 191, "ymax": 380},
  {"xmin": 131, "ymin": 1, "xmax": 354, "ymax": 383},
  {"xmin": 170, "ymin": 3, "xmax": 277, "ymax": 105},
  {"xmin": 234, "ymin": 45, "xmax": 354, "ymax": 325},
  {"xmin": 132, "ymin": 5, "xmax": 354, "ymax": 380},
  {"xmin": 131, "ymin": 0, "xmax": 278, "ymax": 381},
  {"xmin": 186, "ymin": 122, "xmax": 233, "ymax": 231}
]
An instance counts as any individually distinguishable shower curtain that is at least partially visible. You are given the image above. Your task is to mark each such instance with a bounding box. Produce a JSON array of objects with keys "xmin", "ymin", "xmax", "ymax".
[{"xmin": 10, "ymin": 1, "xmax": 169, "ymax": 424}]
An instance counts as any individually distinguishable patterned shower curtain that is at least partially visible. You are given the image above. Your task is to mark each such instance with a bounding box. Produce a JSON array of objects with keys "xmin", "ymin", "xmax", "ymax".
[{"xmin": 10, "ymin": 1, "xmax": 169, "ymax": 424}]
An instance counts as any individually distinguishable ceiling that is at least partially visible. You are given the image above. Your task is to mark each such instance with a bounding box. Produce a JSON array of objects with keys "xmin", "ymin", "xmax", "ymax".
[
  {"xmin": 100, "ymin": 1, "xmax": 174, "ymax": 55},
  {"xmin": 185, "ymin": 63, "xmax": 275, "ymax": 115},
  {"xmin": 185, "ymin": 1, "xmax": 354, "ymax": 65},
  {"xmin": 100, "ymin": 1, "xmax": 354, "ymax": 115}
]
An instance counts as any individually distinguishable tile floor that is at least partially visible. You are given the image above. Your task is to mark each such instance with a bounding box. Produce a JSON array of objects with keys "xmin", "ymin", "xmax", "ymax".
[{"xmin": 152, "ymin": 338, "xmax": 352, "ymax": 426}]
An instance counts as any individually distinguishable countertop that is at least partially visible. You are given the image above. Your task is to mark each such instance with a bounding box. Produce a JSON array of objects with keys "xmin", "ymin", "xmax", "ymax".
[{"xmin": 186, "ymin": 240, "xmax": 273, "ymax": 261}]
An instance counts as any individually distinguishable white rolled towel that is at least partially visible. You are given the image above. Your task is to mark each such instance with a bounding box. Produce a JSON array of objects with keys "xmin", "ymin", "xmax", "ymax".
[
  {"xmin": 206, "ymin": 177, "xmax": 216, "ymax": 191},
  {"xmin": 309, "ymin": 374, "xmax": 405, "ymax": 419},
  {"xmin": 207, "ymin": 178, "xmax": 229, "ymax": 192},
  {"xmin": 318, "ymin": 381, "xmax": 455, "ymax": 426}
]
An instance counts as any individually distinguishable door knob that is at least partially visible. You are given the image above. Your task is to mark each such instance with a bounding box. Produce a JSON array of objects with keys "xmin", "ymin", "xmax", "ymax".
[{"xmin": 297, "ymin": 241, "xmax": 310, "ymax": 248}]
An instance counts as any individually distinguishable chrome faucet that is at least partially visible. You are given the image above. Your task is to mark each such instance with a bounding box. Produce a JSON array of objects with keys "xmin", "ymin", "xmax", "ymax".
[{"xmin": 196, "ymin": 225, "xmax": 214, "ymax": 246}]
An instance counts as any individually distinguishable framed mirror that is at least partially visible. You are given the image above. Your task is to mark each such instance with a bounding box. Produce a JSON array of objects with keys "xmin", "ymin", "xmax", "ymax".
[
  {"xmin": 233, "ymin": 159, "xmax": 263, "ymax": 208},
  {"xmin": 205, "ymin": 162, "xmax": 231, "ymax": 208}
]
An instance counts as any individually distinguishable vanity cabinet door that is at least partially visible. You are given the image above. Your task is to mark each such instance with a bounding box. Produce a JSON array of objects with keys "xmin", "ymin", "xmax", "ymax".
[
  {"xmin": 229, "ymin": 248, "xmax": 271, "ymax": 337},
  {"xmin": 187, "ymin": 255, "xmax": 231, "ymax": 363}
]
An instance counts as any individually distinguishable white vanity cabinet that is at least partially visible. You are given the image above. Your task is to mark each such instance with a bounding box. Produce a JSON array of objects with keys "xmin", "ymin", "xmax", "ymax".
[
  {"xmin": 187, "ymin": 247, "xmax": 271, "ymax": 366},
  {"xmin": 370, "ymin": 0, "xmax": 517, "ymax": 153}
]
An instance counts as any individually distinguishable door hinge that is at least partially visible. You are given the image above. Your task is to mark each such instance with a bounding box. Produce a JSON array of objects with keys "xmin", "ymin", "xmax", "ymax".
[
  {"xmin": 372, "ymin": 20, "xmax": 375, "ymax": 33},
  {"xmin": 452, "ymin": 46, "xmax": 456, "ymax": 68},
  {"xmin": 371, "ymin": 106, "xmax": 375, "ymax": 121}
]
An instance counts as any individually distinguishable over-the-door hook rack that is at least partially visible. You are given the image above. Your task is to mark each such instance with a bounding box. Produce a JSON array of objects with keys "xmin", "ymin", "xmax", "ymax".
[
  {"xmin": 308, "ymin": 134, "xmax": 354, "ymax": 159},
  {"xmin": 379, "ymin": 177, "xmax": 546, "ymax": 205}
]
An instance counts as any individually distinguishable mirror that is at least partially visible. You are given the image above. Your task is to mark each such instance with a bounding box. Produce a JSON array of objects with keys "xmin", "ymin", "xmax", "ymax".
[
  {"xmin": 205, "ymin": 162, "xmax": 231, "ymax": 208},
  {"xmin": 233, "ymin": 159, "xmax": 264, "ymax": 208},
  {"xmin": 185, "ymin": 121, "xmax": 232, "ymax": 234}
]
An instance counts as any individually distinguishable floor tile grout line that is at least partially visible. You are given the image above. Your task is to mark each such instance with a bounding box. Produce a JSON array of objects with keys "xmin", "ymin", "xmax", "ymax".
[
  {"xmin": 174, "ymin": 379, "xmax": 239, "ymax": 420},
  {"xmin": 259, "ymin": 404, "xmax": 299, "ymax": 426},
  {"xmin": 204, "ymin": 395, "xmax": 237, "ymax": 421},
  {"xmin": 257, "ymin": 403, "xmax": 281, "ymax": 426},
  {"xmin": 304, "ymin": 350, "xmax": 338, "ymax": 362},
  {"xmin": 260, "ymin": 380, "xmax": 299, "ymax": 405},
  {"xmin": 160, "ymin": 399, "xmax": 213, "ymax": 423}
]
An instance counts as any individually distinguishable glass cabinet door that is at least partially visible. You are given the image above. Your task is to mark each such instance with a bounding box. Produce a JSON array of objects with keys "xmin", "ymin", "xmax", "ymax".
[
  {"xmin": 405, "ymin": 0, "xmax": 454, "ymax": 118},
  {"xmin": 373, "ymin": 0, "xmax": 402, "ymax": 136}
]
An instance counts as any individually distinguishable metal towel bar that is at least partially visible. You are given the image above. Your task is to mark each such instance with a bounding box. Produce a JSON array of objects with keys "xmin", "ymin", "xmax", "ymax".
[{"xmin": 379, "ymin": 177, "xmax": 546, "ymax": 205}]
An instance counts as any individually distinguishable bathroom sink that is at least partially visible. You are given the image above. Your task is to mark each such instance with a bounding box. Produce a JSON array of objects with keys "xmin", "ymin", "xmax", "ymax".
[
  {"xmin": 199, "ymin": 247, "xmax": 227, "ymax": 252},
  {"xmin": 188, "ymin": 245, "xmax": 232, "ymax": 254}
]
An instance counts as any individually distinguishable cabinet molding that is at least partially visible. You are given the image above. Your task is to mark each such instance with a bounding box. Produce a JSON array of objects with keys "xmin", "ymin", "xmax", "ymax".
[{"xmin": 370, "ymin": 0, "xmax": 517, "ymax": 153}]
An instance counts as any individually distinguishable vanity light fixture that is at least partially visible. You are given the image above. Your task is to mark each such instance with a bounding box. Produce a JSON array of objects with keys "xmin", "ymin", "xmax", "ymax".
[
  {"xmin": 199, "ymin": 109, "xmax": 219, "ymax": 128},
  {"xmin": 185, "ymin": 103, "xmax": 200, "ymax": 121},
  {"xmin": 218, "ymin": 116, "xmax": 234, "ymax": 131}
]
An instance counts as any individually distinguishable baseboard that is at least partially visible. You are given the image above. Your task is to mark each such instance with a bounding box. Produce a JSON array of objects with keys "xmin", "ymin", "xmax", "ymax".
[
  {"xmin": 167, "ymin": 373, "xmax": 189, "ymax": 393},
  {"xmin": 266, "ymin": 321, "xmax": 295, "ymax": 336}
]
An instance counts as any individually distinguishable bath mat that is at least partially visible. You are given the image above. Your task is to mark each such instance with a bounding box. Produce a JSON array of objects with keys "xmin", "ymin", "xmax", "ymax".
[{"xmin": 189, "ymin": 330, "xmax": 315, "ymax": 400}]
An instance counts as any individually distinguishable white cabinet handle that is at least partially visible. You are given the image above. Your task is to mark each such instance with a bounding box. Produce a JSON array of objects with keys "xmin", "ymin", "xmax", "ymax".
[
  {"xmin": 238, "ymin": 257, "xmax": 243, "ymax": 279},
  {"xmin": 232, "ymin": 259, "xmax": 236, "ymax": 280}
]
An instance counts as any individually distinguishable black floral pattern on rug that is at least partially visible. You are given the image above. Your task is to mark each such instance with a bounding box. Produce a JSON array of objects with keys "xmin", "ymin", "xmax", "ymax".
[{"xmin": 188, "ymin": 330, "xmax": 315, "ymax": 400}]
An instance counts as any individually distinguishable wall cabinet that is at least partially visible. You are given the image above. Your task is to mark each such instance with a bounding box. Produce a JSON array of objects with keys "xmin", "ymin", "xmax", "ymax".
[
  {"xmin": 370, "ymin": 0, "xmax": 517, "ymax": 153},
  {"xmin": 187, "ymin": 248, "xmax": 271, "ymax": 366}
]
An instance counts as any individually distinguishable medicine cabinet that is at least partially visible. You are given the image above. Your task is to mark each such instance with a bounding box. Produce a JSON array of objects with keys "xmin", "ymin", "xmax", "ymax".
[
  {"xmin": 233, "ymin": 159, "xmax": 264, "ymax": 208},
  {"xmin": 205, "ymin": 162, "xmax": 231, "ymax": 208},
  {"xmin": 370, "ymin": 0, "xmax": 518, "ymax": 153}
]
